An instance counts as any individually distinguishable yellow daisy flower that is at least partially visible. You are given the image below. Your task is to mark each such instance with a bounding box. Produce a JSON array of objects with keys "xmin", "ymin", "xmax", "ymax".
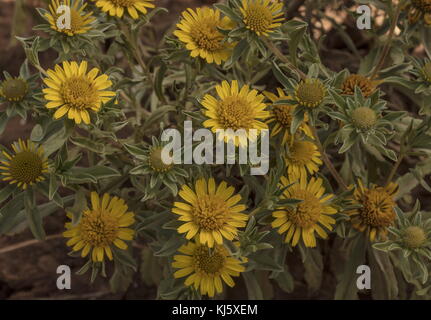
[
  {"xmin": 42, "ymin": 61, "xmax": 116, "ymax": 124},
  {"xmin": 173, "ymin": 178, "xmax": 249, "ymax": 248},
  {"xmin": 285, "ymin": 140, "xmax": 322, "ymax": 180},
  {"xmin": 347, "ymin": 180, "xmax": 398, "ymax": 242},
  {"xmin": 239, "ymin": 0, "xmax": 285, "ymax": 36},
  {"xmin": 63, "ymin": 192, "xmax": 135, "ymax": 262},
  {"xmin": 172, "ymin": 240, "xmax": 245, "ymax": 297},
  {"xmin": 264, "ymin": 88, "xmax": 313, "ymax": 145},
  {"xmin": 93, "ymin": 0, "xmax": 155, "ymax": 19},
  {"xmin": 201, "ymin": 80, "xmax": 269, "ymax": 147},
  {"xmin": 272, "ymin": 175, "xmax": 337, "ymax": 247},
  {"xmin": 0, "ymin": 139, "xmax": 49, "ymax": 190},
  {"xmin": 174, "ymin": 7, "xmax": 234, "ymax": 65},
  {"xmin": 45, "ymin": 0, "xmax": 95, "ymax": 36}
]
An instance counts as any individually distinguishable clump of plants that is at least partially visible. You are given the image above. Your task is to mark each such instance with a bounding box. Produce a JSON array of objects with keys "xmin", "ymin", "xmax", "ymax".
[{"xmin": 1, "ymin": 0, "xmax": 431, "ymax": 299}]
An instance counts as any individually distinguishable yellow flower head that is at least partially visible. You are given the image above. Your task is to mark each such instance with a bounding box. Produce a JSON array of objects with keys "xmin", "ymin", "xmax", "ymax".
[
  {"xmin": 174, "ymin": 7, "xmax": 234, "ymax": 65},
  {"xmin": 148, "ymin": 146, "xmax": 173, "ymax": 173},
  {"xmin": 264, "ymin": 88, "xmax": 313, "ymax": 145},
  {"xmin": 173, "ymin": 178, "xmax": 249, "ymax": 248},
  {"xmin": 272, "ymin": 175, "xmax": 337, "ymax": 247},
  {"xmin": 351, "ymin": 107, "xmax": 377, "ymax": 130},
  {"xmin": 285, "ymin": 140, "xmax": 322, "ymax": 180},
  {"xmin": 45, "ymin": 0, "xmax": 95, "ymax": 36},
  {"xmin": 406, "ymin": 0, "xmax": 431, "ymax": 24},
  {"xmin": 403, "ymin": 226, "xmax": 427, "ymax": 249},
  {"xmin": 240, "ymin": 0, "xmax": 285, "ymax": 36},
  {"xmin": 63, "ymin": 192, "xmax": 135, "ymax": 262},
  {"xmin": 0, "ymin": 77, "xmax": 28, "ymax": 102},
  {"xmin": 348, "ymin": 180, "xmax": 398, "ymax": 242},
  {"xmin": 201, "ymin": 80, "xmax": 269, "ymax": 147},
  {"xmin": 43, "ymin": 61, "xmax": 116, "ymax": 124},
  {"xmin": 295, "ymin": 78, "xmax": 326, "ymax": 108},
  {"xmin": 341, "ymin": 74, "xmax": 379, "ymax": 98},
  {"xmin": 0, "ymin": 139, "xmax": 49, "ymax": 190},
  {"xmin": 172, "ymin": 240, "xmax": 245, "ymax": 297},
  {"xmin": 93, "ymin": 0, "xmax": 155, "ymax": 19}
]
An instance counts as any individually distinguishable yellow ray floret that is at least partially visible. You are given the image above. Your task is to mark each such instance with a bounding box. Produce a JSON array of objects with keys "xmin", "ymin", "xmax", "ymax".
[
  {"xmin": 174, "ymin": 7, "xmax": 235, "ymax": 65},
  {"xmin": 272, "ymin": 175, "xmax": 337, "ymax": 247},
  {"xmin": 240, "ymin": 0, "xmax": 285, "ymax": 36},
  {"xmin": 92, "ymin": 0, "xmax": 155, "ymax": 19},
  {"xmin": 172, "ymin": 240, "xmax": 245, "ymax": 297},
  {"xmin": 63, "ymin": 192, "xmax": 135, "ymax": 262},
  {"xmin": 201, "ymin": 80, "xmax": 269, "ymax": 147},
  {"xmin": 45, "ymin": 0, "xmax": 95, "ymax": 36},
  {"xmin": 173, "ymin": 177, "xmax": 249, "ymax": 248},
  {"xmin": 0, "ymin": 139, "xmax": 49, "ymax": 190},
  {"xmin": 43, "ymin": 61, "xmax": 116, "ymax": 124}
]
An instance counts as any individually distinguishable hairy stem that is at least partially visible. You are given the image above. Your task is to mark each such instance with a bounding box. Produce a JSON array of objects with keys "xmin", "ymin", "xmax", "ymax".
[
  {"xmin": 263, "ymin": 37, "xmax": 307, "ymax": 80},
  {"xmin": 385, "ymin": 154, "xmax": 404, "ymax": 186},
  {"xmin": 310, "ymin": 125, "xmax": 349, "ymax": 191},
  {"xmin": 370, "ymin": 3, "xmax": 402, "ymax": 80}
]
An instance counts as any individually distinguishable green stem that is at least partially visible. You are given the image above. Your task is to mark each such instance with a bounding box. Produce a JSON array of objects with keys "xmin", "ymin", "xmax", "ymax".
[
  {"xmin": 385, "ymin": 154, "xmax": 404, "ymax": 186},
  {"xmin": 370, "ymin": 2, "xmax": 402, "ymax": 80},
  {"xmin": 262, "ymin": 37, "xmax": 307, "ymax": 80},
  {"xmin": 310, "ymin": 125, "xmax": 348, "ymax": 191}
]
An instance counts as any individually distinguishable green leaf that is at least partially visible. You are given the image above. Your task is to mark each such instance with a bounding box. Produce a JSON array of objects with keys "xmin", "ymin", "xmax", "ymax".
[
  {"xmin": 0, "ymin": 112, "xmax": 8, "ymax": 136},
  {"xmin": 214, "ymin": 3, "xmax": 242, "ymax": 23},
  {"xmin": 70, "ymin": 136, "xmax": 105, "ymax": 153},
  {"xmin": 154, "ymin": 62, "xmax": 167, "ymax": 102},
  {"xmin": 224, "ymin": 38, "xmax": 249, "ymax": 69},
  {"xmin": 334, "ymin": 236, "xmax": 366, "ymax": 300},
  {"xmin": 284, "ymin": 19, "xmax": 308, "ymax": 66},
  {"xmin": 0, "ymin": 184, "xmax": 15, "ymax": 205},
  {"xmin": 271, "ymin": 61, "xmax": 294, "ymax": 90},
  {"xmin": 24, "ymin": 189, "xmax": 46, "ymax": 240},
  {"xmin": 0, "ymin": 192, "xmax": 26, "ymax": 234},
  {"xmin": 49, "ymin": 173, "xmax": 59, "ymax": 201},
  {"xmin": 242, "ymin": 271, "xmax": 264, "ymax": 300},
  {"xmin": 154, "ymin": 234, "xmax": 185, "ymax": 257}
]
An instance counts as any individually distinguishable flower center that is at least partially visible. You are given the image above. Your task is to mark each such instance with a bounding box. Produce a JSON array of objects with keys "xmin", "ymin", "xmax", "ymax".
[
  {"xmin": 60, "ymin": 76, "xmax": 98, "ymax": 110},
  {"xmin": 359, "ymin": 188, "xmax": 396, "ymax": 228},
  {"xmin": 288, "ymin": 140, "xmax": 315, "ymax": 165},
  {"xmin": 110, "ymin": 0, "xmax": 136, "ymax": 7},
  {"xmin": 403, "ymin": 226, "xmax": 426, "ymax": 248},
  {"xmin": 80, "ymin": 212, "xmax": 119, "ymax": 247},
  {"xmin": 341, "ymin": 74, "xmax": 375, "ymax": 97},
  {"xmin": 9, "ymin": 151, "xmax": 43, "ymax": 184},
  {"xmin": 1, "ymin": 78, "xmax": 28, "ymax": 101},
  {"xmin": 286, "ymin": 189, "xmax": 322, "ymax": 228},
  {"xmin": 149, "ymin": 147, "xmax": 173, "ymax": 172},
  {"xmin": 243, "ymin": 3, "xmax": 273, "ymax": 33},
  {"xmin": 352, "ymin": 107, "xmax": 377, "ymax": 130},
  {"xmin": 189, "ymin": 21, "xmax": 224, "ymax": 52},
  {"xmin": 272, "ymin": 104, "xmax": 293, "ymax": 127},
  {"xmin": 192, "ymin": 194, "xmax": 229, "ymax": 231},
  {"xmin": 193, "ymin": 245, "xmax": 225, "ymax": 274},
  {"xmin": 217, "ymin": 96, "xmax": 254, "ymax": 130},
  {"xmin": 411, "ymin": 0, "xmax": 431, "ymax": 12},
  {"xmin": 296, "ymin": 80, "xmax": 325, "ymax": 108}
]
